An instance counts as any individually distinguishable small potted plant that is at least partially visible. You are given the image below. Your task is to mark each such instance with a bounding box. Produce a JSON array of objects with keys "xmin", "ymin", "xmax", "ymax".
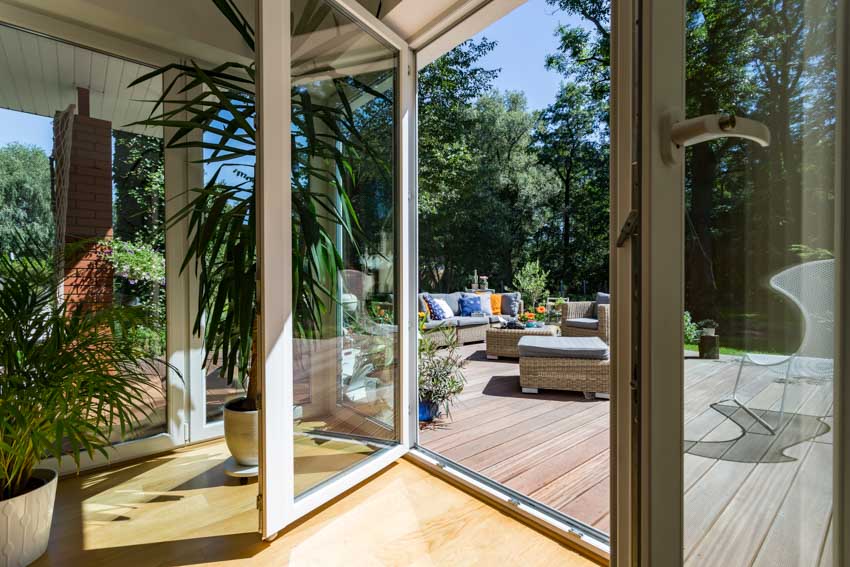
[
  {"xmin": 519, "ymin": 311, "xmax": 537, "ymax": 328},
  {"xmin": 535, "ymin": 305, "xmax": 547, "ymax": 324},
  {"xmin": 418, "ymin": 328, "xmax": 466, "ymax": 422},
  {"xmin": 698, "ymin": 319, "xmax": 719, "ymax": 336},
  {"xmin": 479, "ymin": 275, "xmax": 489, "ymax": 290}
]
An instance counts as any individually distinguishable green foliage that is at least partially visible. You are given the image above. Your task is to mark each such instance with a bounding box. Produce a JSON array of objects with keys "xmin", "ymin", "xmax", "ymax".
[
  {"xmin": 113, "ymin": 132, "xmax": 165, "ymax": 250},
  {"xmin": 684, "ymin": 311, "xmax": 701, "ymax": 344},
  {"xmin": 0, "ymin": 144, "xmax": 52, "ymax": 255},
  {"xmin": 513, "ymin": 260, "xmax": 550, "ymax": 308},
  {"xmin": 0, "ymin": 235, "xmax": 171, "ymax": 500},
  {"xmin": 130, "ymin": 0, "xmax": 379, "ymax": 401},
  {"xmin": 98, "ymin": 238, "xmax": 165, "ymax": 285},
  {"xmin": 418, "ymin": 328, "xmax": 467, "ymax": 417}
]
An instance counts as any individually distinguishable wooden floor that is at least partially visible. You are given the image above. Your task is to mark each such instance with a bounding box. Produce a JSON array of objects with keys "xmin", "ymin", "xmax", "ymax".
[
  {"xmin": 419, "ymin": 344, "xmax": 834, "ymax": 565},
  {"xmin": 36, "ymin": 439, "xmax": 596, "ymax": 566}
]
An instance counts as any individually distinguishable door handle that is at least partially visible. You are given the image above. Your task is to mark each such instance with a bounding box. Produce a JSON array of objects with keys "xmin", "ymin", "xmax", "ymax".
[{"xmin": 661, "ymin": 112, "xmax": 770, "ymax": 164}]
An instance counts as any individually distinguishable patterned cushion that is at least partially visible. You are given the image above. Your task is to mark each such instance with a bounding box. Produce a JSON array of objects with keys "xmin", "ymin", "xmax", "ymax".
[
  {"xmin": 458, "ymin": 295, "xmax": 482, "ymax": 316},
  {"xmin": 433, "ymin": 298, "xmax": 454, "ymax": 318},
  {"xmin": 422, "ymin": 294, "xmax": 449, "ymax": 320}
]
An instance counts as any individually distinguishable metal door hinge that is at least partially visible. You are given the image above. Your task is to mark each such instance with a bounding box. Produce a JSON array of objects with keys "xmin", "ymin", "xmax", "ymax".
[
  {"xmin": 183, "ymin": 423, "xmax": 189, "ymax": 443},
  {"xmin": 616, "ymin": 210, "xmax": 640, "ymax": 247},
  {"xmin": 256, "ymin": 393, "xmax": 262, "ymax": 411},
  {"xmin": 256, "ymin": 493, "xmax": 262, "ymax": 510}
]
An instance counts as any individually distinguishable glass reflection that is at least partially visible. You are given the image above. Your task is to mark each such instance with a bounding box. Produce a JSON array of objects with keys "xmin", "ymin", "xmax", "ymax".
[{"xmin": 291, "ymin": 0, "xmax": 399, "ymax": 497}]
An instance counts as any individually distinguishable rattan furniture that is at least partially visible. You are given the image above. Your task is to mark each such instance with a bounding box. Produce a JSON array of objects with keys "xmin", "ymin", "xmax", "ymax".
[
  {"xmin": 518, "ymin": 336, "xmax": 610, "ymax": 399},
  {"xmin": 485, "ymin": 325, "xmax": 560, "ymax": 359},
  {"xmin": 424, "ymin": 318, "xmax": 492, "ymax": 347},
  {"xmin": 561, "ymin": 302, "xmax": 610, "ymax": 344}
]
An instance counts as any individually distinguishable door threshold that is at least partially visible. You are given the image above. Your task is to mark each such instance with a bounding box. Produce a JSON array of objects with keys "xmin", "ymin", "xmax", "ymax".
[{"xmin": 405, "ymin": 447, "xmax": 610, "ymax": 565}]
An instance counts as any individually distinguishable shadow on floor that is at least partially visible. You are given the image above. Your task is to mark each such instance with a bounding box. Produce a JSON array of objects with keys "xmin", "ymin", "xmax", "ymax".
[
  {"xmin": 37, "ymin": 532, "xmax": 267, "ymax": 567},
  {"xmin": 481, "ymin": 374, "xmax": 591, "ymax": 402}
]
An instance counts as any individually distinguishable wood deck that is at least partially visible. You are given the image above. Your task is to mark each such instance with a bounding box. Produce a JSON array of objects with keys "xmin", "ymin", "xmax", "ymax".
[{"xmin": 419, "ymin": 344, "xmax": 834, "ymax": 564}]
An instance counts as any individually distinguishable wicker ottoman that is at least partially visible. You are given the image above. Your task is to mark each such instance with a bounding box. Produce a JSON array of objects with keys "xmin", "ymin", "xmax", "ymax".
[
  {"xmin": 485, "ymin": 325, "xmax": 560, "ymax": 359},
  {"xmin": 518, "ymin": 336, "xmax": 610, "ymax": 399}
]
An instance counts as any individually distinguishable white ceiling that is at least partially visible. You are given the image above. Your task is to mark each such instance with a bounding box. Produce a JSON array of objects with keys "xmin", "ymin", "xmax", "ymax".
[{"xmin": 0, "ymin": 24, "xmax": 162, "ymax": 136}]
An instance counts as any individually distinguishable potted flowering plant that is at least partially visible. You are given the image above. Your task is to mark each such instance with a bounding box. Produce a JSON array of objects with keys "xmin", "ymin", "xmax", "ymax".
[
  {"xmin": 518, "ymin": 311, "xmax": 537, "ymax": 327},
  {"xmin": 535, "ymin": 305, "xmax": 547, "ymax": 323}
]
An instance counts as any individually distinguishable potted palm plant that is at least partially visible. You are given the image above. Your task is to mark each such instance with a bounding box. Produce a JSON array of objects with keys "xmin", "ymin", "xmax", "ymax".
[
  {"xmin": 0, "ymin": 237, "xmax": 167, "ymax": 566},
  {"xmin": 130, "ymin": 0, "xmax": 369, "ymax": 465}
]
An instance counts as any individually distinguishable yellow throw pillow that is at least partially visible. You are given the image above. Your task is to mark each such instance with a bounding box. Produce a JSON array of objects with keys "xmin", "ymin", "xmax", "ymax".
[{"xmin": 490, "ymin": 293, "xmax": 502, "ymax": 315}]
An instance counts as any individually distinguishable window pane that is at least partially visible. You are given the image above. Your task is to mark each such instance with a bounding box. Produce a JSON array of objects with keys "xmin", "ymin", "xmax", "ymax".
[
  {"xmin": 290, "ymin": 0, "xmax": 399, "ymax": 497},
  {"xmin": 683, "ymin": 0, "xmax": 837, "ymax": 563}
]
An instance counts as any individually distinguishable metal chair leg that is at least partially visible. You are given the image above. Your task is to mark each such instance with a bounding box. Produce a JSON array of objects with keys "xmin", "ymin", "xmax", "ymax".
[{"xmin": 718, "ymin": 356, "xmax": 776, "ymax": 435}]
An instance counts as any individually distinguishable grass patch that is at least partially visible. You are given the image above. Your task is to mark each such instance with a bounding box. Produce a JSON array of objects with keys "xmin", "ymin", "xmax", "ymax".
[{"xmin": 684, "ymin": 343, "xmax": 749, "ymax": 356}]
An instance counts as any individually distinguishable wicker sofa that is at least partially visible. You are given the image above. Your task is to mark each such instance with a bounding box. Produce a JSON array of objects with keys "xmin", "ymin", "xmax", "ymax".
[
  {"xmin": 560, "ymin": 296, "xmax": 610, "ymax": 344},
  {"xmin": 419, "ymin": 291, "xmax": 524, "ymax": 346}
]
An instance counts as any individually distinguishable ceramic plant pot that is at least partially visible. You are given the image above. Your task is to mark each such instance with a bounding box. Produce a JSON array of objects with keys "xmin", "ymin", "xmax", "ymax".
[
  {"xmin": 0, "ymin": 468, "xmax": 58, "ymax": 567},
  {"xmin": 224, "ymin": 397, "xmax": 259, "ymax": 466},
  {"xmin": 418, "ymin": 401, "xmax": 440, "ymax": 422}
]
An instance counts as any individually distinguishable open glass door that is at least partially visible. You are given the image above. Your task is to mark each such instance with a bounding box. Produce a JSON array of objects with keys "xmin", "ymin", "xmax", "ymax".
[
  {"xmin": 614, "ymin": 0, "xmax": 847, "ymax": 564},
  {"xmin": 258, "ymin": 0, "xmax": 414, "ymax": 537}
]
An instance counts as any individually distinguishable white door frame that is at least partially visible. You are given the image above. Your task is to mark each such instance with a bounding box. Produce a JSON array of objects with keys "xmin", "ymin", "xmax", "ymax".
[{"xmin": 257, "ymin": 0, "xmax": 415, "ymax": 538}]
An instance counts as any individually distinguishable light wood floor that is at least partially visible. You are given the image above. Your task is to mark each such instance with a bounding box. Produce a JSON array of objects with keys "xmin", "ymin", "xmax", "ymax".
[
  {"xmin": 36, "ymin": 439, "xmax": 596, "ymax": 566},
  {"xmin": 419, "ymin": 344, "xmax": 833, "ymax": 565}
]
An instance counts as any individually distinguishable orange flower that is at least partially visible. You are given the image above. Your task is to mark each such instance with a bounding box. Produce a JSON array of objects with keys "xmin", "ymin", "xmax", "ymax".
[
  {"xmin": 535, "ymin": 305, "xmax": 546, "ymax": 314},
  {"xmin": 524, "ymin": 312, "xmax": 535, "ymax": 320},
  {"xmin": 378, "ymin": 309, "xmax": 386, "ymax": 316}
]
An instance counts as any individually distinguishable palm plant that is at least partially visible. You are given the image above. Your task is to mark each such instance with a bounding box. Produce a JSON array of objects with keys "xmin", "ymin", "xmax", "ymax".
[
  {"xmin": 129, "ymin": 0, "xmax": 386, "ymax": 410},
  {"xmin": 0, "ymin": 237, "xmax": 165, "ymax": 500}
]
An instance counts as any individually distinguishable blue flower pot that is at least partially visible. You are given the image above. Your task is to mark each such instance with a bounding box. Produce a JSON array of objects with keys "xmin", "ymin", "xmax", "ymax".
[{"xmin": 419, "ymin": 401, "xmax": 439, "ymax": 422}]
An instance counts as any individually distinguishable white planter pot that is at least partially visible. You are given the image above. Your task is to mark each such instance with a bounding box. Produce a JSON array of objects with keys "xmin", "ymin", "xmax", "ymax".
[
  {"xmin": 0, "ymin": 469, "xmax": 57, "ymax": 567},
  {"xmin": 224, "ymin": 398, "xmax": 259, "ymax": 466},
  {"xmin": 702, "ymin": 328, "xmax": 716, "ymax": 337}
]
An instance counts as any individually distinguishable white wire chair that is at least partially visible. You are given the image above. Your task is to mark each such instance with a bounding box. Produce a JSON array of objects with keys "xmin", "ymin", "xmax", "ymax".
[{"xmin": 722, "ymin": 259, "xmax": 834, "ymax": 434}]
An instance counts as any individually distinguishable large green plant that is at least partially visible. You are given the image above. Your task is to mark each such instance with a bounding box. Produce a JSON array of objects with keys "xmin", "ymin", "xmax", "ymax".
[
  {"xmin": 131, "ymin": 0, "xmax": 376, "ymax": 409},
  {"xmin": 0, "ymin": 238, "xmax": 165, "ymax": 500}
]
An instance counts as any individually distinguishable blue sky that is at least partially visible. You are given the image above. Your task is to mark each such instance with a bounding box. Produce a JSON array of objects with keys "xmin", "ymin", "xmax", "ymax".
[
  {"xmin": 472, "ymin": 0, "xmax": 586, "ymax": 111},
  {"xmin": 0, "ymin": 108, "xmax": 52, "ymax": 153}
]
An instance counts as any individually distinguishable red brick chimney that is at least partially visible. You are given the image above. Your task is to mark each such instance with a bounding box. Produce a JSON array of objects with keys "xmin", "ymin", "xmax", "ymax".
[{"xmin": 61, "ymin": 87, "xmax": 114, "ymax": 310}]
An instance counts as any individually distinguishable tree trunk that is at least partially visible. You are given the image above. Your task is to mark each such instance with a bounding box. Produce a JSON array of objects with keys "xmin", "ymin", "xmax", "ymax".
[{"xmin": 687, "ymin": 141, "xmax": 718, "ymax": 321}]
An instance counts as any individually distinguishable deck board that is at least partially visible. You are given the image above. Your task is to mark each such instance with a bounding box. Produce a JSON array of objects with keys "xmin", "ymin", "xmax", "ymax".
[{"xmin": 419, "ymin": 343, "xmax": 834, "ymax": 564}]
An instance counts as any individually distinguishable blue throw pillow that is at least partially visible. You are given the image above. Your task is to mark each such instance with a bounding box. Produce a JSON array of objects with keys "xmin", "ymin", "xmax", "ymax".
[
  {"xmin": 458, "ymin": 295, "xmax": 482, "ymax": 316},
  {"xmin": 423, "ymin": 293, "xmax": 448, "ymax": 320}
]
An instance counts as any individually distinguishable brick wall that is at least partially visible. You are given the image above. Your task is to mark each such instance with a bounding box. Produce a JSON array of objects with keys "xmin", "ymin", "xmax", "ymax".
[{"xmin": 63, "ymin": 114, "xmax": 113, "ymax": 310}]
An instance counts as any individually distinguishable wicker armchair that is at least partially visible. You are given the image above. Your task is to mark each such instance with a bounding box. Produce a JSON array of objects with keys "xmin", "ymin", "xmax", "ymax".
[{"xmin": 560, "ymin": 301, "xmax": 610, "ymax": 344}]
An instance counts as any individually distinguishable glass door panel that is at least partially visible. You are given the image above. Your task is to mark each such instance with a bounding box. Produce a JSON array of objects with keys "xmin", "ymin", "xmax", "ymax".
[
  {"xmin": 290, "ymin": 0, "xmax": 401, "ymax": 498},
  {"xmin": 681, "ymin": 2, "xmax": 839, "ymax": 563}
]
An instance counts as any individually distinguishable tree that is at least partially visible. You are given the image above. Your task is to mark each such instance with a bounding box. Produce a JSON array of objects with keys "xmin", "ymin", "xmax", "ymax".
[
  {"xmin": 532, "ymin": 83, "xmax": 606, "ymax": 292},
  {"xmin": 513, "ymin": 260, "xmax": 550, "ymax": 308},
  {"xmin": 0, "ymin": 143, "xmax": 52, "ymax": 255},
  {"xmin": 417, "ymin": 39, "xmax": 498, "ymax": 291}
]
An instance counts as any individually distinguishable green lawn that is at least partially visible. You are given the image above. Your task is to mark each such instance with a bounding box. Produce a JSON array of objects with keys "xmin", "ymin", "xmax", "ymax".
[{"xmin": 684, "ymin": 343, "xmax": 749, "ymax": 356}]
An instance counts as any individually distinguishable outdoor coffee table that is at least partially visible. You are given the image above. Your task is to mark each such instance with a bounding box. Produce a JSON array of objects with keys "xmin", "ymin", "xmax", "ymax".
[{"xmin": 485, "ymin": 325, "xmax": 560, "ymax": 359}]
